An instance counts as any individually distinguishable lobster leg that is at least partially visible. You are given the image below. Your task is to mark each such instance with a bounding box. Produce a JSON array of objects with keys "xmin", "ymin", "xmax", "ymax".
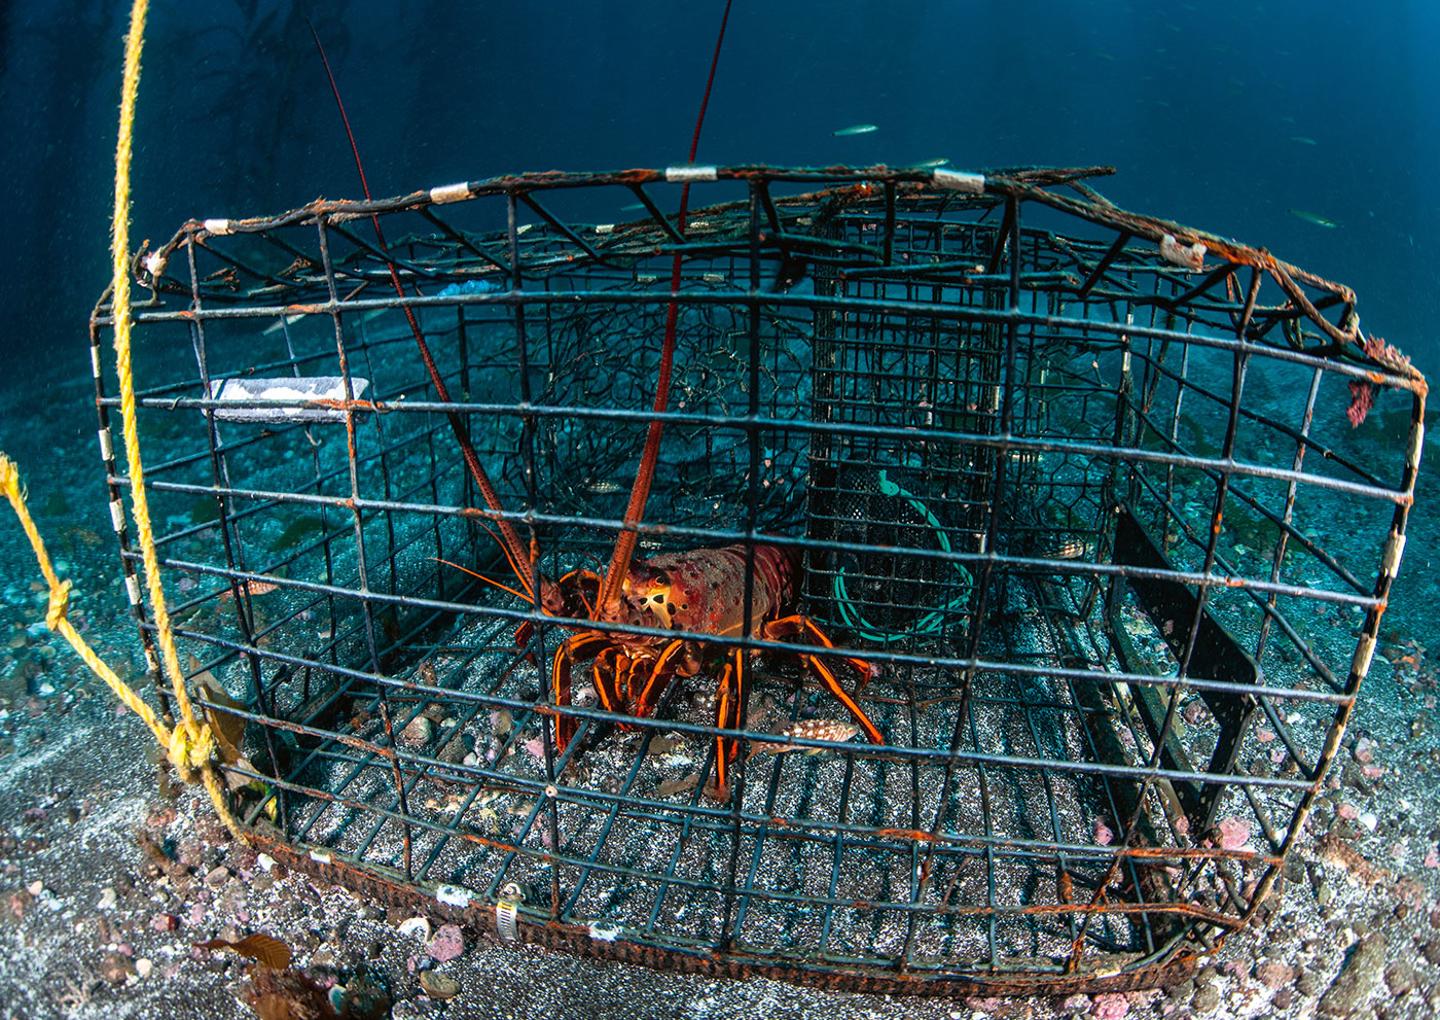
[
  {"xmin": 592, "ymin": 648, "xmax": 625, "ymax": 716},
  {"xmin": 632, "ymin": 639, "xmax": 685, "ymax": 719},
  {"xmin": 767, "ymin": 613, "xmax": 876, "ymax": 689},
  {"xmin": 712, "ymin": 647, "xmax": 746, "ymax": 801},
  {"xmin": 763, "ymin": 615, "xmax": 884, "ymax": 745},
  {"xmin": 552, "ymin": 630, "xmax": 609, "ymax": 753}
]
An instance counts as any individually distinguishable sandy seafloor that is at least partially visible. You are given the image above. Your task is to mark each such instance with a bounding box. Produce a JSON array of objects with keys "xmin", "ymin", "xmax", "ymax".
[{"xmin": 2, "ymin": 359, "xmax": 1439, "ymax": 1020}]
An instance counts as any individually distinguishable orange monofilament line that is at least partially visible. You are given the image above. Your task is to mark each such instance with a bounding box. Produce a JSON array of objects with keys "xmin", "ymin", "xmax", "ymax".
[
  {"xmin": 307, "ymin": 21, "xmax": 534, "ymax": 602},
  {"xmin": 597, "ymin": 0, "xmax": 735, "ymax": 614}
]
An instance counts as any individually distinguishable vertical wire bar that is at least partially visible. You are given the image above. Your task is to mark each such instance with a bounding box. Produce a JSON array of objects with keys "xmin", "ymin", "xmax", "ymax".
[
  {"xmin": 916, "ymin": 194, "xmax": 1025, "ymax": 908},
  {"xmin": 278, "ymin": 318, "xmax": 343, "ymax": 681},
  {"xmin": 88, "ymin": 302, "xmax": 167, "ymax": 714},
  {"xmin": 182, "ymin": 231, "xmax": 289, "ymax": 829},
  {"xmin": 316, "ymin": 215, "xmax": 414, "ymax": 880},
  {"xmin": 507, "ymin": 189, "xmax": 562, "ymax": 919},
  {"xmin": 719, "ymin": 179, "xmax": 765, "ymax": 952}
]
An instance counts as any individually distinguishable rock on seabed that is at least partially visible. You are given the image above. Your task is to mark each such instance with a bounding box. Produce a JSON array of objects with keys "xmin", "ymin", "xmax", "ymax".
[{"xmin": 1317, "ymin": 933, "xmax": 1386, "ymax": 1016}]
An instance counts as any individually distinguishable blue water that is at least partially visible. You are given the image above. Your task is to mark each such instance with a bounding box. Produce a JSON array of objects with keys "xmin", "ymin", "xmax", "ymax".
[{"xmin": 2, "ymin": 1, "xmax": 1438, "ymax": 386}]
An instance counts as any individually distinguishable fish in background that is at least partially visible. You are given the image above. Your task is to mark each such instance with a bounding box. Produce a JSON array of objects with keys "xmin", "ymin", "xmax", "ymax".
[
  {"xmin": 833, "ymin": 123, "xmax": 879, "ymax": 137},
  {"xmin": 1289, "ymin": 208, "xmax": 1338, "ymax": 229}
]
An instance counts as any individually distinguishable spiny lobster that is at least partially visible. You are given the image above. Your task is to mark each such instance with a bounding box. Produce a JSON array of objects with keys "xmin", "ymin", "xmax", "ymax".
[{"xmin": 309, "ymin": 3, "xmax": 884, "ymax": 800}]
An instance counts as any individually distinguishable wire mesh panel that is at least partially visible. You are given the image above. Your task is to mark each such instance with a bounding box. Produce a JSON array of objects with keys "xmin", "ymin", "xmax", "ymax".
[{"xmin": 89, "ymin": 164, "xmax": 1424, "ymax": 994}]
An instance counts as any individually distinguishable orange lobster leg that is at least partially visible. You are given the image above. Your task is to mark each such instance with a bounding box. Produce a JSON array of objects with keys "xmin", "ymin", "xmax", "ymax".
[
  {"xmin": 712, "ymin": 647, "xmax": 746, "ymax": 800},
  {"xmin": 552, "ymin": 630, "xmax": 609, "ymax": 753},
  {"xmin": 766, "ymin": 613, "xmax": 876, "ymax": 688},
  {"xmin": 764, "ymin": 615, "xmax": 884, "ymax": 745},
  {"xmin": 592, "ymin": 648, "xmax": 625, "ymax": 716},
  {"xmin": 632, "ymin": 639, "xmax": 685, "ymax": 719}
]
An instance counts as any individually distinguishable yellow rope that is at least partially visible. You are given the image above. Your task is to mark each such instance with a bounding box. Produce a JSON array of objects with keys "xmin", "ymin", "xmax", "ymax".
[
  {"xmin": 107, "ymin": 0, "xmax": 241, "ymax": 837},
  {"xmin": 0, "ymin": 0, "xmax": 246, "ymax": 842},
  {"xmin": 0, "ymin": 455, "xmax": 168, "ymax": 747}
]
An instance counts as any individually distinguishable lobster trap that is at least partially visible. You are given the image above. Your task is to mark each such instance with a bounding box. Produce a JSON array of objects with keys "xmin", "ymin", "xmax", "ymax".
[{"xmin": 90, "ymin": 163, "xmax": 1424, "ymax": 995}]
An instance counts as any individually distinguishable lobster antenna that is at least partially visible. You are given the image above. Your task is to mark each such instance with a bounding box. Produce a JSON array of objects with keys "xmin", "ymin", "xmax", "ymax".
[
  {"xmin": 306, "ymin": 19, "xmax": 536, "ymax": 603},
  {"xmin": 597, "ymin": 0, "xmax": 735, "ymax": 613}
]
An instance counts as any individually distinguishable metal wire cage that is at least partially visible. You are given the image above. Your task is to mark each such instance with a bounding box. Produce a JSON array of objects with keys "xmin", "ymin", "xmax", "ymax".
[{"xmin": 90, "ymin": 164, "xmax": 1424, "ymax": 995}]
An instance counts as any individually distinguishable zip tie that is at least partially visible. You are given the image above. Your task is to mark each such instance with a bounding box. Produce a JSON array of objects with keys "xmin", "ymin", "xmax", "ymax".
[
  {"xmin": 202, "ymin": 218, "xmax": 232, "ymax": 236},
  {"xmin": 435, "ymin": 884, "xmax": 471, "ymax": 908},
  {"xmin": 1381, "ymin": 531, "xmax": 1407, "ymax": 579},
  {"xmin": 1159, "ymin": 233, "xmax": 1206, "ymax": 271},
  {"xmin": 932, "ymin": 169, "xmax": 985, "ymax": 194},
  {"xmin": 1351, "ymin": 633, "xmax": 1376, "ymax": 680},
  {"xmin": 665, "ymin": 165, "xmax": 718, "ymax": 182},
  {"xmin": 429, "ymin": 182, "xmax": 470, "ymax": 204},
  {"xmin": 588, "ymin": 922, "xmax": 622, "ymax": 942}
]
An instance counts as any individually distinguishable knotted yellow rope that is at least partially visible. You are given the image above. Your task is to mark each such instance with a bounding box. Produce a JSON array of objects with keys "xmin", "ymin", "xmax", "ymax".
[
  {"xmin": 0, "ymin": 0, "xmax": 244, "ymax": 839},
  {"xmin": 107, "ymin": 0, "xmax": 241, "ymax": 836}
]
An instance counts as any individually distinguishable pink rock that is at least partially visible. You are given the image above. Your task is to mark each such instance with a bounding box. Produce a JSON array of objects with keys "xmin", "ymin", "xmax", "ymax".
[
  {"xmin": 1354, "ymin": 738, "xmax": 1375, "ymax": 764},
  {"xmin": 187, "ymin": 902, "xmax": 206, "ymax": 926},
  {"xmin": 1255, "ymin": 727, "xmax": 1275, "ymax": 743},
  {"xmin": 427, "ymin": 923, "xmax": 465, "ymax": 963},
  {"xmin": 1337, "ymin": 802, "xmax": 1358, "ymax": 821},
  {"xmin": 1173, "ymin": 814, "xmax": 1190, "ymax": 836},
  {"xmin": 1424, "ymin": 846, "xmax": 1439, "ymax": 869},
  {"xmin": 1361, "ymin": 764, "xmax": 1384, "ymax": 780},
  {"xmin": 150, "ymin": 913, "xmax": 178, "ymax": 933},
  {"xmin": 521, "ymin": 737, "xmax": 547, "ymax": 760},
  {"xmin": 1063, "ymin": 993, "xmax": 1090, "ymax": 1009},
  {"xmin": 1091, "ymin": 991, "xmax": 1130, "ymax": 1019},
  {"xmin": 1217, "ymin": 816, "xmax": 1251, "ymax": 851},
  {"xmin": 1254, "ymin": 959, "xmax": 1294, "ymax": 989},
  {"xmin": 1094, "ymin": 820, "xmax": 1115, "ymax": 846},
  {"xmin": 1182, "ymin": 701, "xmax": 1206, "ymax": 726}
]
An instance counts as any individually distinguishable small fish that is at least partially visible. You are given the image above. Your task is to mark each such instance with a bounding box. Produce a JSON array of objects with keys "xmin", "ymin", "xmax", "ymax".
[
  {"xmin": 218, "ymin": 579, "xmax": 280, "ymax": 600},
  {"xmin": 1048, "ymin": 537, "xmax": 1089, "ymax": 561},
  {"xmin": 261, "ymin": 313, "xmax": 306, "ymax": 336},
  {"xmin": 751, "ymin": 719, "xmax": 860, "ymax": 756},
  {"xmin": 1288, "ymin": 135, "xmax": 1318, "ymax": 145},
  {"xmin": 620, "ymin": 201, "xmax": 648, "ymax": 212},
  {"xmin": 912, "ymin": 157, "xmax": 951, "ymax": 168},
  {"xmin": 1289, "ymin": 208, "xmax": 1338, "ymax": 229},
  {"xmin": 435, "ymin": 279, "xmax": 501, "ymax": 298},
  {"xmin": 587, "ymin": 480, "xmax": 625, "ymax": 494},
  {"xmin": 269, "ymin": 516, "xmax": 325, "ymax": 551},
  {"xmin": 833, "ymin": 123, "xmax": 878, "ymax": 137}
]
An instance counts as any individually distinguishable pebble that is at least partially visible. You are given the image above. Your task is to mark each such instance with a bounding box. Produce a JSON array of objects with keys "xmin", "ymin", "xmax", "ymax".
[
  {"xmin": 397, "ymin": 916, "xmax": 431, "ymax": 941},
  {"xmin": 98, "ymin": 951, "xmax": 136, "ymax": 984},
  {"xmin": 399, "ymin": 716, "xmax": 433, "ymax": 748},
  {"xmin": 1191, "ymin": 984, "xmax": 1221, "ymax": 1014},
  {"xmin": 419, "ymin": 970, "xmax": 461, "ymax": 1000},
  {"xmin": 204, "ymin": 865, "xmax": 231, "ymax": 888},
  {"xmin": 1318, "ymin": 933, "xmax": 1386, "ymax": 1016},
  {"xmin": 134, "ymin": 957, "xmax": 153, "ymax": 979},
  {"xmin": 96, "ymin": 886, "xmax": 117, "ymax": 910},
  {"xmin": 1254, "ymin": 959, "xmax": 1294, "ymax": 989},
  {"xmin": 1384, "ymin": 960, "xmax": 1418, "ymax": 996},
  {"xmin": 427, "ymin": 923, "xmax": 464, "ymax": 963}
]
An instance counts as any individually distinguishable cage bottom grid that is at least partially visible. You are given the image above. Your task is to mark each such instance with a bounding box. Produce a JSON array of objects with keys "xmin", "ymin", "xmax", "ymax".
[{"xmin": 240, "ymin": 570, "xmax": 1239, "ymax": 981}]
